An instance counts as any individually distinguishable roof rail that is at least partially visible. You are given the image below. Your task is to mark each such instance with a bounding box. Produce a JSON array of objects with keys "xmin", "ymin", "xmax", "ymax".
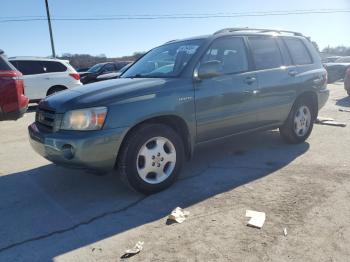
[
  {"xmin": 164, "ymin": 39, "xmax": 179, "ymax": 44},
  {"xmin": 214, "ymin": 27, "xmax": 303, "ymax": 37}
]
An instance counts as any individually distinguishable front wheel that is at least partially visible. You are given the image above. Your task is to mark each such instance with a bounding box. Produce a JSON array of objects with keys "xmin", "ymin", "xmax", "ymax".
[
  {"xmin": 117, "ymin": 124, "xmax": 185, "ymax": 195},
  {"xmin": 279, "ymin": 97, "xmax": 315, "ymax": 144}
]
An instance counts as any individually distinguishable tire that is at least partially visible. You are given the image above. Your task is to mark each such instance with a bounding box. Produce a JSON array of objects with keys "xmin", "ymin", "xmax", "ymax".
[
  {"xmin": 117, "ymin": 124, "xmax": 185, "ymax": 195},
  {"xmin": 47, "ymin": 86, "xmax": 66, "ymax": 96},
  {"xmin": 279, "ymin": 97, "xmax": 315, "ymax": 144}
]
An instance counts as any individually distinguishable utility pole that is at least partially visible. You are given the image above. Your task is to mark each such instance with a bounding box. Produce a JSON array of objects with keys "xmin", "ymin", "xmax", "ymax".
[{"xmin": 45, "ymin": 0, "xmax": 56, "ymax": 57}]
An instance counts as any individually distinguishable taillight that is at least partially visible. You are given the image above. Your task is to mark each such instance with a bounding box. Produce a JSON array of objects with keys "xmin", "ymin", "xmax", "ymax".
[
  {"xmin": 0, "ymin": 70, "xmax": 21, "ymax": 79},
  {"xmin": 69, "ymin": 73, "xmax": 80, "ymax": 80}
]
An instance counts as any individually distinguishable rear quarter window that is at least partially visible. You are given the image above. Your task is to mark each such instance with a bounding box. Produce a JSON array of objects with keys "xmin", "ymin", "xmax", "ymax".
[
  {"xmin": 248, "ymin": 37, "xmax": 283, "ymax": 70},
  {"xmin": 41, "ymin": 61, "xmax": 67, "ymax": 73},
  {"xmin": 284, "ymin": 38, "xmax": 313, "ymax": 65}
]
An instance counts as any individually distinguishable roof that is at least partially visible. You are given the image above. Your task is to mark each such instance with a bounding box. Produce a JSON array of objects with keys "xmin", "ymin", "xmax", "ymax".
[
  {"xmin": 164, "ymin": 27, "xmax": 306, "ymax": 45},
  {"xmin": 8, "ymin": 56, "xmax": 68, "ymax": 63}
]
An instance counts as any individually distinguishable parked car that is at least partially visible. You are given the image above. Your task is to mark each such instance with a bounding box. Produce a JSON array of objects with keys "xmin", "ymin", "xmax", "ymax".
[
  {"xmin": 95, "ymin": 63, "xmax": 133, "ymax": 82},
  {"xmin": 9, "ymin": 57, "xmax": 82, "ymax": 102},
  {"xmin": 0, "ymin": 50, "xmax": 28, "ymax": 121},
  {"xmin": 345, "ymin": 67, "xmax": 350, "ymax": 96},
  {"xmin": 324, "ymin": 56, "xmax": 350, "ymax": 83},
  {"xmin": 322, "ymin": 56, "xmax": 341, "ymax": 63},
  {"xmin": 79, "ymin": 61, "xmax": 131, "ymax": 84},
  {"xmin": 76, "ymin": 67, "xmax": 90, "ymax": 72},
  {"xmin": 29, "ymin": 28, "xmax": 329, "ymax": 194}
]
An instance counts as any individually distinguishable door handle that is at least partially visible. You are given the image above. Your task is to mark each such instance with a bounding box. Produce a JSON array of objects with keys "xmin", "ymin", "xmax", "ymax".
[
  {"xmin": 245, "ymin": 76, "xmax": 256, "ymax": 85},
  {"xmin": 288, "ymin": 70, "xmax": 298, "ymax": 77},
  {"xmin": 243, "ymin": 90, "xmax": 260, "ymax": 95},
  {"xmin": 44, "ymin": 77, "xmax": 51, "ymax": 80}
]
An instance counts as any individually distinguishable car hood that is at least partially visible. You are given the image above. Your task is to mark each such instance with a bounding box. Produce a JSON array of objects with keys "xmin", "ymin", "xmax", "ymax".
[{"xmin": 40, "ymin": 78, "xmax": 167, "ymax": 113}]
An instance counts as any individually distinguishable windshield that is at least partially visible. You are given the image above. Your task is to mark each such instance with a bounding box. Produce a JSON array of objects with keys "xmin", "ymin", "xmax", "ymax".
[
  {"xmin": 335, "ymin": 57, "xmax": 350, "ymax": 63},
  {"xmin": 88, "ymin": 63, "xmax": 104, "ymax": 73},
  {"xmin": 122, "ymin": 39, "xmax": 204, "ymax": 78}
]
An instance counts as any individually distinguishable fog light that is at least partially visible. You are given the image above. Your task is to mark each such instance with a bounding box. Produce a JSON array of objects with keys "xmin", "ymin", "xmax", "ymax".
[{"xmin": 62, "ymin": 144, "xmax": 74, "ymax": 160}]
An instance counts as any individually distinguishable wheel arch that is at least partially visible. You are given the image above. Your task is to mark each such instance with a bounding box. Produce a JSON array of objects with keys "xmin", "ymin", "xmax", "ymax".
[
  {"xmin": 46, "ymin": 85, "xmax": 67, "ymax": 96},
  {"xmin": 116, "ymin": 114, "xmax": 193, "ymax": 168},
  {"xmin": 295, "ymin": 91, "xmax": 318, "ymax": 119}
]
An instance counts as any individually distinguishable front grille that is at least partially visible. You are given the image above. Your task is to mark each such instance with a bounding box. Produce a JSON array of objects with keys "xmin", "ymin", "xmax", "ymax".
[{"xmin": 35, "ymin": 106, "xmax": 58, "ymax": 132}]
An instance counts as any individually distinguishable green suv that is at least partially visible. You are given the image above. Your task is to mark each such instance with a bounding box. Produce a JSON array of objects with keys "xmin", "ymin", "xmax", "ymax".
[{"xmin": 29, "ymin": 28, "xmax": 329, "ymax": 194}]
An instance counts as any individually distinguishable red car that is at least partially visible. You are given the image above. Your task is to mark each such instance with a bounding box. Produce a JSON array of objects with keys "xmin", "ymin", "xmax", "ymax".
[
  {"xmin": 0, "ymin": 49, "xmax": 28, "ymax": 121},
  {"xmin": 345, "ymin": 67, "xmax": 350, "ymax": 97}
]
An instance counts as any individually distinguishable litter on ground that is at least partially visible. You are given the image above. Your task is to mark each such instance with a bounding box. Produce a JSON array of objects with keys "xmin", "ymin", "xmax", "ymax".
[
  {"xmin": 245, "ymin": 210, "xmax": 266, "ymax": 229},
  {"xmin": 167, "ymin": 207, "xmax": 190, "ymax": 224},
  {"xmin": 283, "ymin": 228, "xmax": 288, "ymax": 236},
  {"xmin": 316, "ymin": 120, "xmax": 347, "ymax": 127},
  {"xmin": 121, "ymin": 241, "xmax": 144, "ymax": 259},
  {"xmin": 315, "ymin": 117, "xmax": 335, "ymax": 123},
  {"xmin": 339, "ymin": 108, "xmax": 350, "ymax": 113}
]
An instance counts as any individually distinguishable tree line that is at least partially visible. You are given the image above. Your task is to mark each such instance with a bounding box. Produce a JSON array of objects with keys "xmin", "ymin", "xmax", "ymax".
[{"xmin": 58, "ymin": 52, "xmax": 145, "ymax": 70}]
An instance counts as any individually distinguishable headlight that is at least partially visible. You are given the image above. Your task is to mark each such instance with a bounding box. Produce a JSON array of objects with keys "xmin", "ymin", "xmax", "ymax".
[{"xmin": 61, "ymin": 107, "xmax": 107, "ymax": 131}]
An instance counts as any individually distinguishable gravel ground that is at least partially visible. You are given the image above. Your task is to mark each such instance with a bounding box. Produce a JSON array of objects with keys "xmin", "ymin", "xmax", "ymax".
[{"xmin": 0, "ymin": 83, "xmax": 349, "ymax": 262}]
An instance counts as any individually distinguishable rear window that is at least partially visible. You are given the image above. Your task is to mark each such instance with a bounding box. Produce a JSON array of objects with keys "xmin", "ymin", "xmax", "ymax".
[
  {"xmin": 248, "ymin": 37, "xmax": 283, "ymax": 70},
  {"xmin": 10, "ymin": 61, "xmax": 45, "ymax": 75},
  {"xmin": 284, "ymin": 38, "xmax": 313, "ymax": 65},
  {"xmin": 41, "ymin": 61, "xmax": 67, "ymax": 73},
  {"xmin": 0, "ymin": 56, "xmax": 12, "ymax": 71}
]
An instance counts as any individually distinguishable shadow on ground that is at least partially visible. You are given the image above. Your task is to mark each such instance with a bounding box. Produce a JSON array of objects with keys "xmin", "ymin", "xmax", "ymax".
[
  {"xmin": 336, "ymin": 96, "xmax": 350, "ymax": 108},
  {"xmin": 0, "ymin": 130, "xmax": 309, "ymax": 261}
]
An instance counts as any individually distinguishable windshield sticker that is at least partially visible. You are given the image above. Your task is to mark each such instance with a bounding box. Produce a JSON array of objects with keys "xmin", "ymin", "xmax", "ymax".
[{"xmin": 178, "ymin": 45, "xmax": 199, "ymax": 54}]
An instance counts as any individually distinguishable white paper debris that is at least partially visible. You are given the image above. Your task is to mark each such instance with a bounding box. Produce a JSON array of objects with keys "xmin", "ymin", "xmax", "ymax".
[
  {"xmin": 245, "ymin": 210, "xmax": 266, "ymax": 229},
  {"xmin": 283, "ymin": 228, "xmax": 288, "ymax": 236},
  {"xmin": 168, "ymin": 207, "xmax": 190, "ymax": 223},
  {"xmin": 123, "ymin": 241, "xmax": 144, "ymax": 257},
  {"xmin": 315, "ymin": 117, "xmax": 335, "ymax": 123}
]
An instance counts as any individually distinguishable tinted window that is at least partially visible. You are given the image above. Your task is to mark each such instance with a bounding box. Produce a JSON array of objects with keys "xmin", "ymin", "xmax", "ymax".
[
  {"xmin": 0, "ymin": 56, "xmax": 12, "ymax": 71},
  {"xmin": 41, "ymin": 61, "xmax": 67, "ymax": 73},
  {"xmin": 11, "ymin": 61, "xmax": 45, "ymax": 75},
  {"xmin": 102, "ymin": 63, "xmax": 115, "ymax": 73},
  {"xmin": 276, "ymin": 38, "xmax": 292, "ymax": 66},
  {"xmin": 284, "ymin": 38, "xmax": 312, "ymax": 65},
  {"xmin": 249, "ymin": 37, "xmax": 283, "ymax": 70},
  {"xmin": 201, "ymin": 37, "xmax": 248, "ymax": 74}
]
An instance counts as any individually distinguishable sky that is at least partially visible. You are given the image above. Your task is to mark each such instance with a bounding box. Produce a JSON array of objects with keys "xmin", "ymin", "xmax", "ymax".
[{"xmin": 1, "ymin": 0, "xmax": 350, "ymax": 57}]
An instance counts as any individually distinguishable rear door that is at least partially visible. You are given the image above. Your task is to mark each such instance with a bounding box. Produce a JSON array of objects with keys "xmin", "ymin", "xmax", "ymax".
[
  {"xmin": 40, "ymin": 60, "xmax": 71, "ymax": 88},
  {"xmin": 194, "ymin": 36, "xmax": 260, "ymax": 142},
  {"xmin": 10, "ymin": 60, "xmax": 46, "ymax": 100},
  {"xmin": 247, "ymin": 36, "xmax": 297, "ymax": 126}
]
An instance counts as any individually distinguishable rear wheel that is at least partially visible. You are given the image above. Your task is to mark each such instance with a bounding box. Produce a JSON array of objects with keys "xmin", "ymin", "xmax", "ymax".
[
  {"xmin": 279, "ymin": 97, "xmax": 315, "ymax": 144},
  {"xmin": 117, "ymin": 124, "xmax": 185, "ymax": 195}
]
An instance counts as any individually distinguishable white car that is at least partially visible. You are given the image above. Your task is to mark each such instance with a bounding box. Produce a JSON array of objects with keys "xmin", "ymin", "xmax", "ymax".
[{"xmin": 9, "ymin": 57, "xmax": 82, "ymax": 101}]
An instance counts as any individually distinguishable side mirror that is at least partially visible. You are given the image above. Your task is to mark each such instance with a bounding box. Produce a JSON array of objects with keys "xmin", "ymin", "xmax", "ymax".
[
  {"xmin": 195, "ymin": 60, "xmax": 222, "ymax": 80},
  {"xmin": 0, "ymin": 49, "xmax": 4, "ymax": 55}
]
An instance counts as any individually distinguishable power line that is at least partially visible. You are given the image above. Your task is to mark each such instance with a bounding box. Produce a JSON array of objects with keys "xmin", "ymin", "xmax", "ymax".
[{"xmin": 0, "ymin": 9, "xmax": 349, "ymax": 23}]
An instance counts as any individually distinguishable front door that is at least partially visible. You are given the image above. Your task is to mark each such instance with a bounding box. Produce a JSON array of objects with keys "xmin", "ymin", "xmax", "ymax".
[{"xmin": 194, "ymin": 36, "xmax": 260, "ymax": 143}]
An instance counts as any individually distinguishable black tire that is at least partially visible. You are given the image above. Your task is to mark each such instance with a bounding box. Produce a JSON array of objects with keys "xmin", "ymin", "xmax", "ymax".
[
  {"xmin": 279, "ymin": 97, "xmax": 315, "ymax": 144},
  {"xmin": 117, "ymin": 124, "xmax": 185, "ymax": 195},
  {"xmin": 47, "ymin": 86, "xmax": 66, "ymax": 96}
]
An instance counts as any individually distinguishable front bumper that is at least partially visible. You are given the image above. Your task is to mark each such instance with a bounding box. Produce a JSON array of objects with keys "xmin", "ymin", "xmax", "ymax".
[{"xmin": 28, "ymin": 123, "xmax": 126, "ymax": 171}]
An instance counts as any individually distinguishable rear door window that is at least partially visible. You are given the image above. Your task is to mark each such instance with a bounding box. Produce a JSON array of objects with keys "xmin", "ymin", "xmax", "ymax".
[
  {"xmin": 11, "ymin": 61, "xmax": 45, "ymax": 75},
  {"xmin": 248, "ymin": 37, "xmax": 283, "ymax": 70},
  {"xmin": 284, "ymin": 38, "xmax": 313, "ymax": 65},
  {"xmin": 276, "ymin": 38, "xmax": 292, "ymax": 66},
  {"xmin": 102, "ymin": 63, "xmax": 115, "ymax": 73},
  {"xmin": 41, "ymin": 61, "xmax": 67, "ymax": 73},
  {"xmin": 201, "ymin": 37, "xmax": 249, "ymax": 74}
]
